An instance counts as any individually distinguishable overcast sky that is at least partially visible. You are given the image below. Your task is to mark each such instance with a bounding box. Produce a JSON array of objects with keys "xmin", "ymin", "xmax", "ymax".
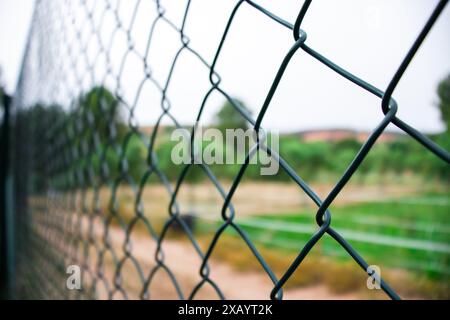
[{"xmin": 1, "ymin": 0, "xmax": 449, "ymax": 133}]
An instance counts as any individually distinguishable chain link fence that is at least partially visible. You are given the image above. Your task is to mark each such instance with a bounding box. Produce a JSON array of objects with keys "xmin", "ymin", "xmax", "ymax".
[{"xmin": 7, "ymin": 0, "xmax": 450, "ymax": 300}]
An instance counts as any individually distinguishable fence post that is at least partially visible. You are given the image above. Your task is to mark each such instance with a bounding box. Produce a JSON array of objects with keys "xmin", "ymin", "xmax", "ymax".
[{"xmin": 0, "ymin": 87, "xmax": 15, "ymax": 299}]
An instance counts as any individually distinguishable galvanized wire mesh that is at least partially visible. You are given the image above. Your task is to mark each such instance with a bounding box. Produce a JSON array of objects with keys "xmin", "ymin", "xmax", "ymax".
[{"xmin": 10, "ymin": 0, "xmax": 450, "ymax": 300}]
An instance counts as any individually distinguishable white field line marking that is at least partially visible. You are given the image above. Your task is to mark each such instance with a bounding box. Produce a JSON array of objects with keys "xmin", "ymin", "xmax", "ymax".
[
  {"xmin": 187, "ymin": 201, "xmax": 450, "ymax": 233},
  {"xmin": 251, "ymin": 237, "xmax": 450, "ymax": 274},
  {"xmin": 192, "ymin": 213, "xmax": 450, "ymax": 254},
  {"xmin": 381, "ymin": 197, "xmax": 450, "ymax": 206},
  {"xmin": 347, "ymin": 215, "xmax": 450, "ymax": 233}
]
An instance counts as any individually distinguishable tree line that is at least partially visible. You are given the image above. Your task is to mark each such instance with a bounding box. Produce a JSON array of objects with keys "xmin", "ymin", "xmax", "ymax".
[{"xmin": 15, "ymin": 73, "xmax": 450, "ymax": 189}]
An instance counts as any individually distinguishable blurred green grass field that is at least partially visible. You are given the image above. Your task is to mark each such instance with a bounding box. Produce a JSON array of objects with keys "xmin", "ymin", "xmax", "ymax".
[{"xmin": 228, "ymin": 194, "xmax": 450, "ymax": 278}]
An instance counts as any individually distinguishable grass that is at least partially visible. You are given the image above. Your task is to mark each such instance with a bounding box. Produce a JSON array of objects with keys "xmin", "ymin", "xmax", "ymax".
[
  {"xmin": 194, "ymin": 192, "xmax": 450, "ymax": 298},
  {"xmin": 110, "ymin": 184, "xmax": 449, "ymax": 298},
  {"xmin": 225, "ymin": 195, "xmax": 450, "ymax": 277},
  {"xmin": 201, "ymin": 234, "xmax": 449, "ymax": 299}
]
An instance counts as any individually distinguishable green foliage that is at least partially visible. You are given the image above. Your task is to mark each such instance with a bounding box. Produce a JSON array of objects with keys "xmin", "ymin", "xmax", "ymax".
[
  {"xmin": 124, "ymin": 135, "xmax": 148, "ymax": 182},
  {"xmin": 138, "ymin": 132, "xmax": 448, "ymax": 183},
  {"xmin": 437, "ymin": 74, "xmax": 450, "ymax": 132},
  {"xmin": 214, "ymin": 99, "xmax": 252, "ymax": 132},
  {"xmin": 78, "ymin": 86, "xmax": 127, "ymax": 144},
  {"xmin": 14, "ymin": 103, "xmax": 66, "ymax": 192},
  {"xmin": 143, "ymin": 133, "xmax": 448, "ymax": 183},
  {"xmin": 19, "ymin": 87, "xmax": 449, "ymax": 186}
]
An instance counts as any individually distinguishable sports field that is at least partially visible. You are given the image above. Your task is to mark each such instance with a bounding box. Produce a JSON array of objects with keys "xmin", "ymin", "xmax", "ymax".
[
  {"xmin": 231, "ymin": 194, "xmax": 450, "ymax": 278},
  {"xmin": 192, "ymin": 190, "xmax": 449, "ymax": 279}
]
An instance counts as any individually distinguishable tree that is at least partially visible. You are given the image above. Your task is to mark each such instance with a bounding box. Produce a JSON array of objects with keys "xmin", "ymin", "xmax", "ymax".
[
  {"xmin": 214, "ymin": 98, "xmax": 252, "ymax": 132},
  {"xmin": 437, "ymin": 74, "xmax": 450, "ymax": 132},
  {"xmin": 77, "ymin": 86, "xmax": 127, "ymax": 144},
  {"xmin": 15, "ymin": 103, "xmax": 66, "ymax": 192}
]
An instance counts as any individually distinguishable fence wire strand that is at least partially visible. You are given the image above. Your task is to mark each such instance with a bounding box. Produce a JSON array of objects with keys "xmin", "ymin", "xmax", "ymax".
[{"xmin": 10, "ymin": 0, "xmax": 450, "ymax": 300}]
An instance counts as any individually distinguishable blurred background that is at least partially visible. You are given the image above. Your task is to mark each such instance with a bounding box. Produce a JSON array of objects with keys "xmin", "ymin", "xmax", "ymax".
[{"xmin": 0, "ymin": 0, "xmax": 449, "ymax": 299}]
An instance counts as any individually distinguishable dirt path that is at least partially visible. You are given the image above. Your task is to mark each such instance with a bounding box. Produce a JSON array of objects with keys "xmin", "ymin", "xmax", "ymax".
[
  {"xmin": 78, "ymin": 181, "xmax": 431, "ymax": 299},
  {"xmin": 100, "ymin": 225, "xmax": 362, "ymax": 300}
]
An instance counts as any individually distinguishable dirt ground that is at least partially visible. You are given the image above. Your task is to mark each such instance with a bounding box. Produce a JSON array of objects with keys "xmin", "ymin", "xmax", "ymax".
[
  {"xmin": 93, "ymin": 225, "xmax": 363, "ymax": 300},
  {"xmin": 71, "ymin": 181, "xmax": 434, "ymax": 300},
  {"xmin": 32, "ymin": 181, "xmax": 437, "ymax": 299}
]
